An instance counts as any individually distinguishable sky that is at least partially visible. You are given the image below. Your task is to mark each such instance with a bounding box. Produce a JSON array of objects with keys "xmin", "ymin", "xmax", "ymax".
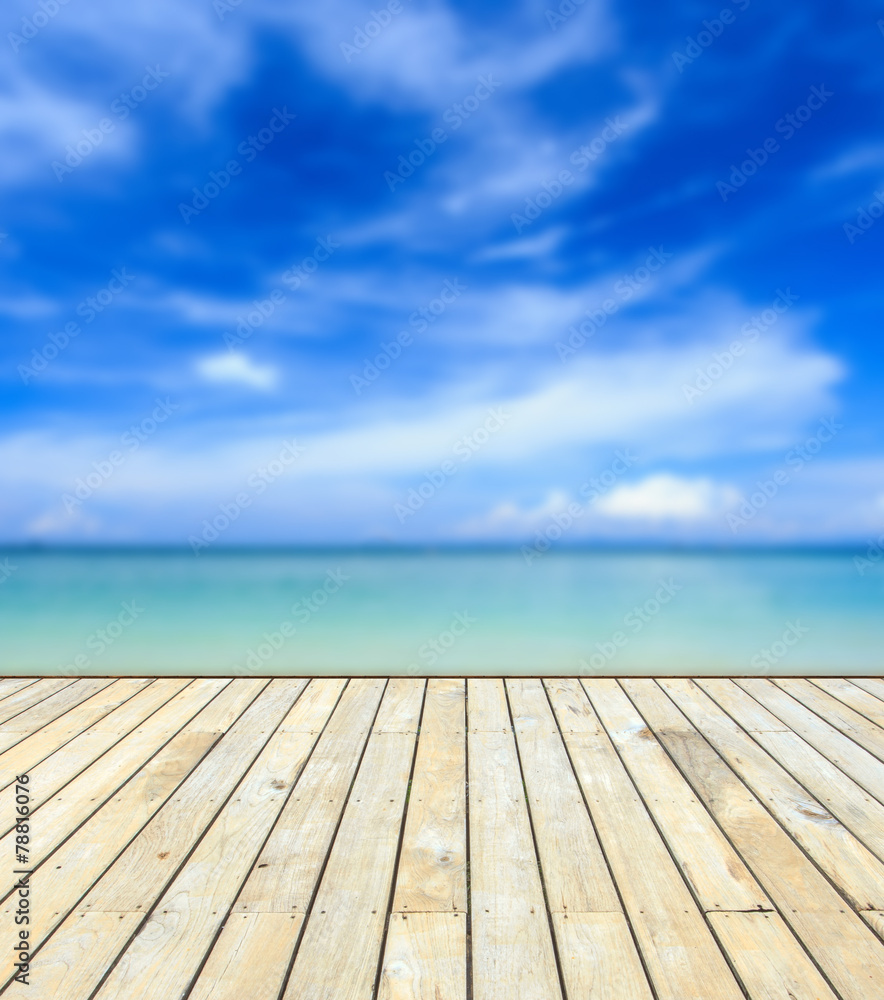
[{"xmin": 1, "ymin": 0, "xmax": 883, "ymax": 546}]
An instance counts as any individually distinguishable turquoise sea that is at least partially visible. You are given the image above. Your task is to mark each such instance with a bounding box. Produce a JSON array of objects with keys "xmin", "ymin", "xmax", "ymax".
[{"xmin": 0, "ymin": 549, "xmax": 881, "ymax": 675}]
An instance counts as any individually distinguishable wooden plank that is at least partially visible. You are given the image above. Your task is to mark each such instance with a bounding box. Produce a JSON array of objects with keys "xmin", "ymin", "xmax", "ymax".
[
  {"xmin": 707, "ymin": 911, "xmax": 839, "ymax": 1000},
  {"xmin": 737, "ymin": 678, "xmax": 884, "ymax": 802},
  {"xmin": 774, "ymin": 678, "xmax": 884, "ymax": 761},
  {"xmin": 552, "ymin": 912, "xmax": 654, "ymax": 1000},
  {"xmin": 0, "ymin": 678, "xmax": 40, "ymax": 701},
  {"xmin": 699, "ymin": 679, "xmax": 884, "ymax": 865},
  {"xmin": 507, "ymin": 678, "xmax": 620, "ymax": 912},
  {"xmin": 677, "ymin": 679, "xmax": 884, "ymax": 910},
  {"xmin": 865, "ymin": 910, "xmax": 884, "ymax": 937},
  {"xmin": 0, "ymin": 680, "xmax": 213, "ymax": 839},
  {"xmin": 467, "ymin": 678, "xmax": 510, "ymax": 732},
  {"xmin": 851, "ymin": 678, "xmax": 884, "ymax": 703},
  {"xmin": 393, "ymin": 679, "xmax": 466, "ymax": 913},
  {"xmin": 587, "ymin": 679, "xmax": 768, "ymax": 912},
  {"xmin": 543, "ymin": 677, "xmax": 603, "ymax": 733},
  {"xmin": 92, "ymin": 715, "xmax": 327, "ymax": 1000},
  {"xmin": 3, "ymin": 912, "xmax": 143, "ymax": 1000},
  {"xmin": 638, "ymin": 679, "xmax": 884, "ymax": 1000},
  {"xmin": 177, "ymin": 678, "xmax": 263, "ymax": 735},
  {"xmin": 0, "ymin": 678, "xmax": 76, "ymax": 726},
  {"xmin": 236, "ymin": 678, "xmax": 386, "ymax": 913},
  {"xmin": 203, "ymin": 678, "xmax": 307, "ymax": 735},
  {"xmin": 0, "ymin": 678, "xmax": 117, "ymax": 751},
  {"xmin": 0, "ymin": 730, "xmax": 219, "ymax": 985},
  {"xmin": 0, "ymin": 677, "xmax": 115, "ymax": 732},
  {"xmin": 278, "ymin": 678, "xmax": 347, "ymax": 730},
  {"xmin": 468, "ymin": 730, "xmax": 563, "ymax": 1000},
  {"xmin": 0, "ymin": 679, "xmax": 152, "ymax": 785},
  {"xmin": 323, "ymin": 677, "xmax": 387, "ymax": 735},
  {"xmin": 282, "ymin": 683, "xmax": 423, "ymax": 1000},
  {"xmin": 700, "ymin": 678, "xmax": 791, "ymax": 733},
  {"xmin": 7, "ymin": 676, "xmax": 310, "ymax": 1000},
  {"xmin": 811, "ymin": 678, "xmax": 884, "ymax": 729},
  {"xmin": 378, "ymin": 912, "xmax": 467, "ymax": 1000},
  {"xmin": 374, "ymin": 678, "xmax": 425, "ymax": 733},
  {"xmin": 83, "ymin": 680, "xmax": 305, "ymax": 913},
  {"xmin": 187, "ymin": 913, "xmax": 303, "ymax": 1000},
  {"xmin": 0, "ymin": 679, "xmax": 232, "ymax": 898},
  {"xmin": 549, "ymin": 683, "xmax": 744, "ymax": 1000}
]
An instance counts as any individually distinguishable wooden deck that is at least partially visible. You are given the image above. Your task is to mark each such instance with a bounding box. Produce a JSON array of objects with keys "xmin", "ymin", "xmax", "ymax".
[{"xmin": 1, "ymin": 676, "xmax": 884, "ymax": 999}]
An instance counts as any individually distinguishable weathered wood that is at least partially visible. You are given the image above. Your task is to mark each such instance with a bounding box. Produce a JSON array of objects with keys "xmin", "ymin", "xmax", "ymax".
[
  {"xmin": 811, "ymin": 678, "xmax": 884, "ymax": 728},
  {"xmin": 553, "ymin": 683, "xmax": 744, "ymax": 1000},
  {"xmin": 590, "ymin": 679, "xmax": 768, "ymax": 912},
  {"xmin": 469, "ymin": 730, "xmax": 563, "ymax": 1000},
  {"xmin": 553, "ymin": 912, "xmax": 654, "ymax": 1000},
  {"xmin": 0, "ymin": 678, "xmax": 76, "ymax": 726},
  {"xmin": 3, "ymin": 911, "xmax": 143, "ymax": 1000},
  {"xmin": 645, "ymin": 679, "xmax": 884, "ymax": 1000},
  {"xmin": 236, "ymin": 679, "xmax": 386, "ymax": 913},
  {"xmin": 374, "ymin": 678, "xmax": 426, "ymax": 733},
  {"xmin": 0, "ymin": 678, "xmax": 117, "ymax": 751},
  {"xmin": 467, "ymin": 678, "xmax": 511, "ymax": 732},
  {"xmin": 699, "ymin": 679, "xmax": 884, "ymax": 864},
  {"xmin": 0, "ymin": 730, "xmax": 218, "ymax": 985},
  {"xmin": 672, "ymin": 678, "xmax": 884, "ymax": 909},
  {"xmin": 6, "ymin": 674, "xmax": 884, "ymax": 1000},
  {"xmin": 92, "ymin": 722, "xmax": 324, "ymax": 1000},
  {"xmin": 282, "ymin": 682, "xmax": 422, "ymax": 1000},
  {"xmin": 737, "ymin": 677, "xmax": 884, "ymax": 801},
  {"xmin": 707, "ymin": 911, "xmax": 839, "ymax": 1000},
  {"xmin": 774, "ymin": 678, "xmax": 884, "ymax": 762},
  {"xmin": 188, "ymin": 913, "xmax": 303, "ymax": 1000},
  {"xmin": 393, "ymin": 679, "xmax": 466, "ymax": 913},
  {"xmin": 0, "ymin": 679, "xmax": 152, "ymax": 785},
  {"xmin": 378, "ymin": 912, "xmax": 467, "ymax": 1000},
  {"xmin": 507, "ymin": 678, "xmax": 620, "ymax": 913}
]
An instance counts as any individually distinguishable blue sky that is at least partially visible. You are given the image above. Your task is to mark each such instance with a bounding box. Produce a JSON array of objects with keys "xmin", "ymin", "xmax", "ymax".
[{"xmin": 1, "ymin": 0, "xmax": 882, "ymax": 545}]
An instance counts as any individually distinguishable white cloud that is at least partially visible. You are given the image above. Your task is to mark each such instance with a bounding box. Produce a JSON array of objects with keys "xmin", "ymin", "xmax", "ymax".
[
  {"xmin": 195, "ymin": 352, "xmax": 278, "ymax": 389},
  {"xmin": 596, "ymin": 474, "xmax": 740, "ymax": 520}
]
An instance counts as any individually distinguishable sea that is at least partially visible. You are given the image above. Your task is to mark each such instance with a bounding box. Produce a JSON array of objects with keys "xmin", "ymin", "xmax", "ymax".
[{"xmin": 0, "ymin": 548, "xmax": 881, "ymax": 676}]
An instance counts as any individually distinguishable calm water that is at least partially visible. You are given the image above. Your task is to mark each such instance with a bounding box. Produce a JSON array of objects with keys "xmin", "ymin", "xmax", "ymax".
[{"xmin": 0, "ymin": 549, "xmax": 881, "ymax": 675}]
